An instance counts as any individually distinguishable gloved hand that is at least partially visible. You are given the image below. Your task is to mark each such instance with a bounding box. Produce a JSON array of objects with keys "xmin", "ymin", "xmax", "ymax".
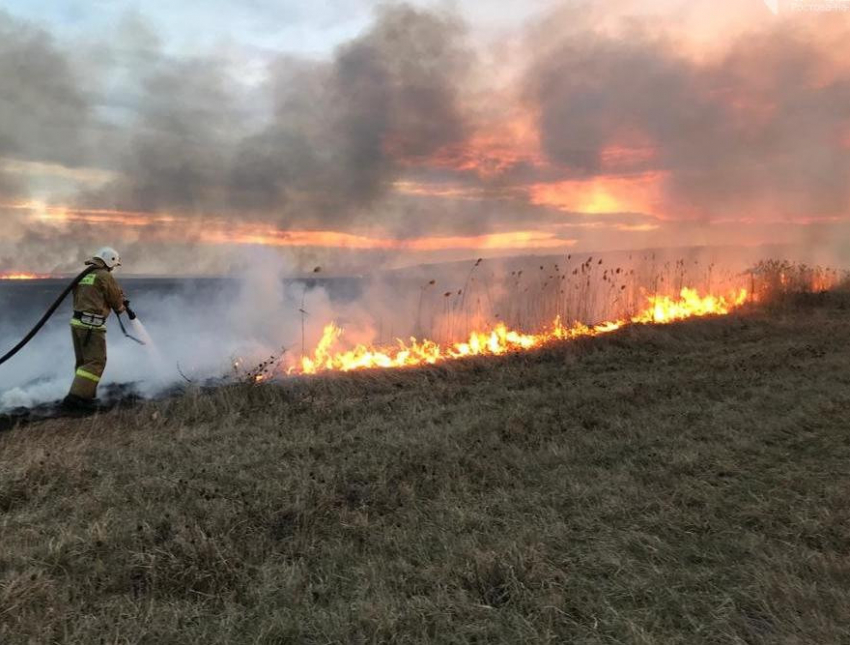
[{"xmin": 123, "ymin": 299, "xmax": 137, "ymax": 320}]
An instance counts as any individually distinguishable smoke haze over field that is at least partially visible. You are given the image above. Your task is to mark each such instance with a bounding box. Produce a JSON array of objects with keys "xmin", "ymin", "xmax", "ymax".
[
  {"xmin": 3, "ymin": 0, "xmax": 850, "ymax": 410},
  {"xmin": 0, "ymin": 245, "xmax": 765, "ymax": 412},
  {"xmin": 0, "ymin": 0, "xmax": 849, "ymax": 275}
]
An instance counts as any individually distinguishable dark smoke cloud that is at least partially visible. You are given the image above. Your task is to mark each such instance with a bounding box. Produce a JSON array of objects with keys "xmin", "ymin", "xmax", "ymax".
[
  {"xmin": 91, "ymin": 4, "xmax": 472, "ymax": 229},
  {"xmin": 3, "ymin": 1, "xmax": 850, "ymax": 276},
  {"xmin": 94, "ymin": 57, "xmax": 240, "ymax": 213},
  {"xmin": 526, "ymin": 15, "xmax": 850, "ymax": 219},
  {"xmin": 0, "ymin": 11, "xmax": 92, "ymax": 199}
]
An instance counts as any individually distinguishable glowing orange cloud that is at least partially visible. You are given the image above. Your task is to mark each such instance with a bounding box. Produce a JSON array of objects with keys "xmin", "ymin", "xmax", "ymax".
[
  {"xmin": 7, "ymin": 203, "xmax": 179, "ymax": 226},
  {"xmin": 529, "ymin": 172, "xmax": 666, "ymax": 216},
  {"xmin": 6, "ymin": 203, "xmax": 574, "ymax": 253},
  {"xmin": 198, "ymin": 225, "xmax": 572, "ymax": 252}
]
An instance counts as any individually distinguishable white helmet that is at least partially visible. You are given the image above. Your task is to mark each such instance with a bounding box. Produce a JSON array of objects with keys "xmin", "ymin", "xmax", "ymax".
[{"xmin": 94, "ymin": 246, "xmax": 121, "ymax": 269}]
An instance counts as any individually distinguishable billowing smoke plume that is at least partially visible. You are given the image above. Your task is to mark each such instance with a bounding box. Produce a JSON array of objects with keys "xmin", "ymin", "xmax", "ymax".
[
  {"xmin": 85, "ymin": 5, "xmax": 472, "ymax": 228},
  {"xmin": 526, "ymin": 17, "xmax": 850, "ymax": 219},
  {"xmin": 1, "ymin": 1, "xmax": 849, "ymax": 273},
  {"xmin": 0, "ymin": 10, "xmax": 92, "ymax": 199}
]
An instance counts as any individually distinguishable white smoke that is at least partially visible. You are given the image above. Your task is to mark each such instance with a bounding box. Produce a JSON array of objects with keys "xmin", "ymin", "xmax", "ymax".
[{"xmin": 0, "ymin": 249, "xmax": 340, "ymax": 411}]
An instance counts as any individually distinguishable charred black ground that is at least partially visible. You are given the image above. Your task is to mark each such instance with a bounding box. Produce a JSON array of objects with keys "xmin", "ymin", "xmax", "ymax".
[{"xmin": 1, "ymin": 292, "xmax": 849, "ymax": 644}]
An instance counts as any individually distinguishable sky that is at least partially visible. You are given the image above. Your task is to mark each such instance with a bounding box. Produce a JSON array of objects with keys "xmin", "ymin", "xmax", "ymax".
[{"xmin": 1, "ymin": 0, "xmax": 849, "ymax": 275}]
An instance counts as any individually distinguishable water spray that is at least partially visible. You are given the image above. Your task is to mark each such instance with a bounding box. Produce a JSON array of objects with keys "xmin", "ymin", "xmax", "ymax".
[
  {"xmin": 122, "ymin": 300, "xmax": 164, "ymax": 367},
  {"xmin": 116, "ymin": 300, "xmax": 145, "ymax": 345}
]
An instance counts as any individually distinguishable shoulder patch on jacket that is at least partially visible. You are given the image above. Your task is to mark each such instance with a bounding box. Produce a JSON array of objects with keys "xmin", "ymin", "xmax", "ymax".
[{"xmin": 79, "ymin": 273, "xmax": 97, "ymax": 286}]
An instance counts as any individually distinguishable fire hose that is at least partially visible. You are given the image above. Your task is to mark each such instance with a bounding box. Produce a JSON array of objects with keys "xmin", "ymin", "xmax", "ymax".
[{"xmin": 0, "ymin": 268, "xmax": 144, "ymax": 367}]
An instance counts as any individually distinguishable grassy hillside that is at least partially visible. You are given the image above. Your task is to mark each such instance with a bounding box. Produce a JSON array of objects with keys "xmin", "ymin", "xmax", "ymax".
[{"xmin": 2, "ymin": 294, "xmax": 849, "ymax": 644}]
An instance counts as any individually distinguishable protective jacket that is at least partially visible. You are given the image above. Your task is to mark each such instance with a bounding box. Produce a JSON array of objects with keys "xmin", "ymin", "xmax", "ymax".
[
  {"xmin": 67, "ymin": 258, "xmax": 125, "ymax": 400},
  {"xmin": 70, "ymin": 258, "xmax": 125, "ymax": 329}
]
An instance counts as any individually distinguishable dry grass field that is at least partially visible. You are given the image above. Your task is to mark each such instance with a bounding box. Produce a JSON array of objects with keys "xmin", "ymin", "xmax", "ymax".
[{"xmin": 1, "ymin": 292, "xmax": 849, "ymax": 644}]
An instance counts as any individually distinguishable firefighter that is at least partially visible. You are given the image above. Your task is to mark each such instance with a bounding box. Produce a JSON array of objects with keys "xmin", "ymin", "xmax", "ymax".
[{"xmin": 62, "ymin": 247, "xmax": 126, "ymax": 410}]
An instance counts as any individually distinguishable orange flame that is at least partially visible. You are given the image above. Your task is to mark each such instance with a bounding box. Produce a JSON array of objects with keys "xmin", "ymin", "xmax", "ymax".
[{"xmin": 290, "ymin": 287, "xmax": 748, "ymax": 376}]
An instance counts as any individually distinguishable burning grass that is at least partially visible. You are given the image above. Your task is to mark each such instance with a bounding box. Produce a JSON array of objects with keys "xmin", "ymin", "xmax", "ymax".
[
  {"xmin": 1, "ymin": 292, "xmax": 850, "ymax": 643},
  {"xmin": 262, "ymin": 255, "xmax": 842, "ymax": 380},
  {"xmin": 292, "ymin": 287, "xmax": 748, "ymax": 375}
]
